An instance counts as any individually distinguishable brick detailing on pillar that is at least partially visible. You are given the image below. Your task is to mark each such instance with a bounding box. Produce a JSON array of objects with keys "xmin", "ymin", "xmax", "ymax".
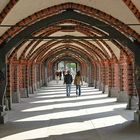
[
  {"xmin": 119, "ymin": 51, "xmax": 129, "ymax": 93},
  {"xmin": 6, "ymin": 63, "xmax": 11, "ymax": 98},
  {"xmin": 114, "ymin": 63, "xmax": 120, "ymax": 89},
  {"xmin": 127, "ymin": 62, "xmax": 135, "ymax": 95}
]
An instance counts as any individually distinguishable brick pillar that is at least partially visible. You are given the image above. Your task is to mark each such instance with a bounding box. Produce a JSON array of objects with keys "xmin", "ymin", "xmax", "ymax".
[
  {"xmin": 6, "ymin": 63, "xmax": 12, "ymax": 110},
  {"xmin": 11, "ymin": 64, "xmax": 20, "ymax": 103},
  {"xmin": 41, "ymin": 64, "xmax": 46, "ymax": 86},
  {"xmin": 44, "ymin": 63, "xmax": 48, "ymax": 86},
  {"xmin": 40, "ymin": 64, "xmax": 44, "ymax": 87},
  {"xmin": 134, "ymin": 66, "xmax": 140, "ymax": 122},
  {"xmin": 127, "ymin": 62, "xmax": 135, "ymax": 95},
  {"xmin": 104, "ymin": 62, "xmax": 109, "ymax": 94},
  {"xmin": 32, "ymin": 64, "xmax": 37, "ymax": 91},
  {"xmin": 20, "ymin": 64, "xmax": 29, "ymax": 98},
  {"xmin": 28, "ymin": 64, "xmax": 34, "ymax": 94},
  {"xmin": 88, "ymin": 64, "xmax": 94, "ymax": 87},
  {"xmin": 83, "ymin": 63, "xmax": 87, "ymax": 82},
  {"xmin": 99, "ymin": 63, "xmax": 105, "ymax": 92},
  {"xmin": 109, "ymin": 63, "xmax": 120, "ymax": 97},
  {"xmin": 126, "ymin": 62, "xmax": 137, "ymax": 110},
  {"xmin": 50, "ymin": 62, "xmax": 53, "ymax": 81},
  {"xmin": 0, "ymin": 65, "xmax": 7, "ymax": 123},
  {"xmin": 36, "ymin": 64, "xmax": 40, "ymax": 88},
  {"xmin": 31, "ymin": 64, "xmax": 35, "ymax": 92},
  {"xmin": 47, "ymin": 62, "xmax": 52, "ymax": 82},
  {"xmin": 95, "ymin": 64, "xmax": 101, "ymax": 89},
  {"xmin": 108, "ymin": 63, "xmax": 113, "ymax": 96},
  {"xmin": 117, "ymin": 51, "xmax": 129, "ymax": 102},
  {"xmin": 93, "ymin": 63, "xmax": 97, "ymax": 87}
]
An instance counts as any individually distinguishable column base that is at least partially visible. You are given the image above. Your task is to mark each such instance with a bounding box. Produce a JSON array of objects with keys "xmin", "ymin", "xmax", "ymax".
[
  {"xmin": 117, "ymin": 91, "xmax": 128, "ymax": 102},
  {"xmin": 20, "ymin": 88, "xmax": 29, "ymax": 98},
  {"xmin": 126, "ymin": 95, "xmax": 138, "ymax": 110},
  {"xmin": 95, "ymin": 81, "xmax": 100, "ymax": 89},
  {"xmin": 12, "ymin": 91, "xmax": 20, "ymax": 103},
  {"xmin": 104, "ymin": 85, "xmax": 109, "ymax": 94},
  {"xmin": 0, "ymin": 106, "xmax": 8, "ymax": 124},
  {"xmin": 109, "ymin": 87, "xmax": 119, "ymax": 97},
  {"xmin": 37, "ymin": 81, "xmax": 40, "ymax": 88},
  {"xmin": 29, "ymin": 86, "xmax": 34, "ymax": 94},
  {"xmin": 99, "ymin": 82, "xmax": 104, "ymax": 92},
  {"xmin": 134, "ymin": 110, "xmax": 140, "ymax": 123}
]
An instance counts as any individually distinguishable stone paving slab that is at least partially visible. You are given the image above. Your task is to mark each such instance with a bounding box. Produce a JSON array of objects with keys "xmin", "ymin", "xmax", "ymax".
[{"xmin": 0, "ymin": 80, "xmax": 140, "ymax": 140}]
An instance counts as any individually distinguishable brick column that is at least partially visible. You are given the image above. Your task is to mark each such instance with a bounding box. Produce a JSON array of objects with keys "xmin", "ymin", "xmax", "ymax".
[
  {"xmin": 11, "ymin": 64, "xmax": 20, "ymax": 103},
  {"xmin": 93, "ymin": 63, "xmax": 97, "ymax": 87},
  {"xmin": 134, "ymin": 66, "xmax": 140, "ymax": 122},
  {"xmin": 36, "ymin": 64, "xmax": 40, "ymax": 88},
  {"xmin": 5, "ymin": 62, "xmax": 12, "ymax": 110},
  {"xmin": 95, "ymin": 64, "xmax": 101, "ymax": 89},
  {"xmin": 104, "ymin": 62, "xmax": 110, "ymax": 94},
  {"xmin": 33, "ymin": 64, "xmax": 37, "ymax": 91},
  {"xmin": 109, "ymin": 62, "xmax": 120, "ymax": 97},
  {"xmin": 41, "ymin": 64, "xmax": 46, "ymax": 86},
  {"xmin": 99, "ymin": 63, "xmax": 105, "ymax": 92},
  {"xmin": 88, "ymin": 64, "xmax": 94, "ymax": 87},
  {"xmin": 117, "ymin": 51, "xmax": 129, "ymax": 102},
  {"xmin": 20, "ymin": 64, "xmax": 29, "ymax": 98},
  {"xmin": 31, "ymin": 64, "xmax": 35, "ymax": 92},
  {"xmin": 83, "ymin": 63, "xmax": 87, "ymax": 82},
  {"xmin": 28, "ymin": 64, "xmax": 34, "ymax": 94}
]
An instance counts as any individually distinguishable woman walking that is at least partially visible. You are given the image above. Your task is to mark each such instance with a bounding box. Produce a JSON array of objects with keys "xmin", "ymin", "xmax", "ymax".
[{"xmin": 74, "ymin": 71, "xmax": 83, "ymax": 96}]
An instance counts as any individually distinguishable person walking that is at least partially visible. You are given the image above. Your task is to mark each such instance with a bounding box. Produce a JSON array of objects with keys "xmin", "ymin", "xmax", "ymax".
[
  {"xmin": 74, "ymin": 71, "xmax": 83, "ymax": 96},
  {"xmin": 55, "ymin": 70, "xmax": 59, "ymax": 84},
  {"xmin": 64, "ymin": 70, "xmax": 73, "ymax": 97},
  {"xmin": 59, "ymin": 71, "xmax": 62, "ymax": 80}
]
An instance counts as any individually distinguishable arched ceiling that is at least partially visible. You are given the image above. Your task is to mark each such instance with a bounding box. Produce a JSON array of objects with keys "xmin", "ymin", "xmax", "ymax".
[{"xmin": 0, "ymin": 0, "xmax": 140, "ymax": 66}]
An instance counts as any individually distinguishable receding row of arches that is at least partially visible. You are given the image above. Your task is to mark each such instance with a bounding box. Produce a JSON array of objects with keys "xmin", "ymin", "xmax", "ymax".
[{"xmin": 0, "ymin": 3, "xmax": 140, "ymax": 123}]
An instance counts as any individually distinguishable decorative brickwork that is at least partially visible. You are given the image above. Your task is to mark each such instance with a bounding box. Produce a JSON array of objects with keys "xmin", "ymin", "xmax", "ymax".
[
  {"xmin": 0, "ymin": 2, "xmax": 140, "ymax": 45},
  {"xmin": 123, "ymin": 0, "xmax": 140, "ymax": 22}
]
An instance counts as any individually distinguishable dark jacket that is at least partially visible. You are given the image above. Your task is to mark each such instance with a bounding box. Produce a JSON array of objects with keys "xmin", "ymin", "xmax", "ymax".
[{"xmin": 64, "ymin": 74, "xmax": 73, "ymax": 84}]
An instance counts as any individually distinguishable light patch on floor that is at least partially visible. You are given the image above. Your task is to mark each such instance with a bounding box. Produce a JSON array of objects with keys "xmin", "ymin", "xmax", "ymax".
[
  {"xmin": 0, "ymin": 82, "xmax": 135, "ymax": 140},
  {"xmin": 1, "ymin": 115, "xmax": 127, "ymax": 140}
]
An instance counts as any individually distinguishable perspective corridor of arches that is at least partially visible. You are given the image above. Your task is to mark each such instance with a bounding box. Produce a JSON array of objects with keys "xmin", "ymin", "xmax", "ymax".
[{"xmin": 0, "ymin": 2, "xmax": 140, "ymax": 124}]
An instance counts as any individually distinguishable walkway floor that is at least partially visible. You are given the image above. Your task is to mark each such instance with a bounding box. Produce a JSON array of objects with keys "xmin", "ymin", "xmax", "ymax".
[{"xmin": 0, "ymin": 81, "xmax": 140, "ymax": 140}]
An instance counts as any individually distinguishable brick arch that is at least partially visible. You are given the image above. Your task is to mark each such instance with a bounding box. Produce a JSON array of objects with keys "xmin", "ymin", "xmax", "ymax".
[
  {"xmin": 1, "ymin": 2, "xmax": 140, "ymax": 46},
  {"xmin": 46, "ymin": 49, "xmax": 88, "ymax": 64},
  {"xmin": 36, "ymin": 43, "xmax": 98, "ymax": 63},
  {"xmin": 1, "ymin": 2, "xmax": 139, "ymax": 109},
  {"xmin": 0, "ymin": 0, "xmax": 19, "ymax": 24},
  {"xmin": 112, "ymin": 40, "xmax": 134, "ymax": 62},
  {"xmin": 29, "ymin": 39, "xmax": 108, "ymax": 63},
  {"xmin": 8, "ymin": 26, "xmax": 59, "ymax": 60},
  {"xmin": 48, "ymin": 52, "xmax": 88, "ymax": 73},
  {"xmin": 39, "ymin": 44, "xmax": 98, "ymax": 63},
  {"xmin": 123, "ymin": 0, "xmax": 140, "ymax": 22},
  {"xmin": 1, "ymin": 3, "xmax": 138, "ymax": 65},
  {"xmin": 8, "ymin": 18, "xmax": 117, "ymax": 62}
]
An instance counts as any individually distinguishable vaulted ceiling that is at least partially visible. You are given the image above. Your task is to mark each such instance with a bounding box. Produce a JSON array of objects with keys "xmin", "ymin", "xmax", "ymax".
[{"xmin": 0, "ymin": 0, "xmax": 140, "ymax": 65}]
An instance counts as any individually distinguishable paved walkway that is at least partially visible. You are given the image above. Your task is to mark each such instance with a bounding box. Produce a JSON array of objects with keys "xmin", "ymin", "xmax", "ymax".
[{"xmin": 0, "ymin": 81, "xmax": 140, "ymax": 140}]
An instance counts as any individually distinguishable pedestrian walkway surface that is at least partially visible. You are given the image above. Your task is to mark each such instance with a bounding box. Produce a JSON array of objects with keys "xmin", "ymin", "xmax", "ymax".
[{"xmin": 0, "ymin": 81, "xmax": 140, "ymax": 140}]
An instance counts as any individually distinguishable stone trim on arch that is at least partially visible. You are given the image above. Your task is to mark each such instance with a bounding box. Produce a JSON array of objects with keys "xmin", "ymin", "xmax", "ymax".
[
  {"xmin": 39, "ymin": 44, "xmax": 96, "ymax": 63},
  {"xmin": 123, "ymin": 0, "xmax": 140, "ymax": 22},
  {"xmin": 0, "ymin": 0, "xmax": 19, "ymax": 24},
  {"xmin": 0, "ymin": 2, "xmax": 140, "ymax": 45}
]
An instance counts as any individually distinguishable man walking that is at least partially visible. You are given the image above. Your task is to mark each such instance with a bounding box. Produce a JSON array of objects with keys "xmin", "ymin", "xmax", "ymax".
[{"xmin": 64, "ymin": 70, "xmax": 73, "ymax": 97}]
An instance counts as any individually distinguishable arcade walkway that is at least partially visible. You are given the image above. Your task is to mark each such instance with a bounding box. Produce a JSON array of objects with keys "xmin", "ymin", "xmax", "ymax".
[{"xmin": 0, "ymin": 81, "xmax": 140, "ymax": 140}]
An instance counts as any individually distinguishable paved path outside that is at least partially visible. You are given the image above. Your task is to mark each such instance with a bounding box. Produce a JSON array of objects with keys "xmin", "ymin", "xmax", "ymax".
[{"xmin": 0, "ymin": 80, "xmax": 140, "ymax": 140}]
